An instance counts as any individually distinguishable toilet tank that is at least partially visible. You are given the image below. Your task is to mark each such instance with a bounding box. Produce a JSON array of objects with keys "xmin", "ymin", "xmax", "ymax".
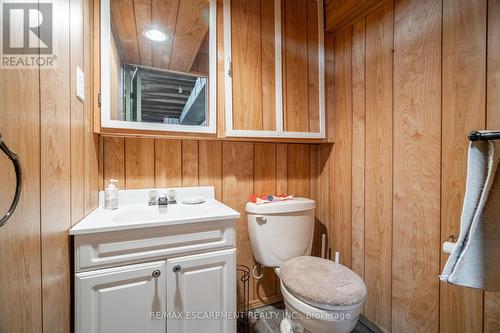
[{"xmin": 246, "ymin": 198, "xmax": 316, "ymax": 267}]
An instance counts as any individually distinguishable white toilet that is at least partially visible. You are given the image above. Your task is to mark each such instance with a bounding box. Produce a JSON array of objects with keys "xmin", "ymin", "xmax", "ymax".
[{"xmin": 246, "ymin": 198, "xmax": 367, "ymax": 333}]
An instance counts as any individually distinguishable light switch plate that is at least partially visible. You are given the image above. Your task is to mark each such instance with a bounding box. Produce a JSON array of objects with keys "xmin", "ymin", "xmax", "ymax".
[{"xmin": 76, "ymin": 66, "xmax": 85, "ymax": 101}]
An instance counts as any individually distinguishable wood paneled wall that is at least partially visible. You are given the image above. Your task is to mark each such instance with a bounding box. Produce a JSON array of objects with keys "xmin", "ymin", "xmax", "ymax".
[
  {"xmin": 101, "ymin": 137, "xmax": 331, "ymax": 308},
  {"xmin": 328, "ymin": 0, "xmax": 500, "ymax": 332},
  {"xmin": 231, "ymin": 0, "xmax": 277, "ymax": 131},
  {"xmin": 0, "ymin": 0, "xmax": 100, "ymax": 332}
]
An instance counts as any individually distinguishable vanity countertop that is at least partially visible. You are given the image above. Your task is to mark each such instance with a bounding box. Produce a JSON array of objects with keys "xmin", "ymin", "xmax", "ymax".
[{"xmin": 69, "ymin": 187, "xmax": 240, "ymax": 235}]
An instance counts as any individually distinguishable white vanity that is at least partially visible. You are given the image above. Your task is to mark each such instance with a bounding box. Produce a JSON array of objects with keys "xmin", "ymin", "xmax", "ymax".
[{"xmin": 70, "ymin": 187, "xmax": 239, "ymax": 333}]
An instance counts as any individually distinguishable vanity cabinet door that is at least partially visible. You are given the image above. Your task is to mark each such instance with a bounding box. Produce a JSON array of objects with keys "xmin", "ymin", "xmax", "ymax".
[
  {"xmin": 75, "ymin": 261, "xmax": 166, "ymax": 333},
  {"xmin": 166, "ymin": 249, "xmax": 237, "ymax": 333}
]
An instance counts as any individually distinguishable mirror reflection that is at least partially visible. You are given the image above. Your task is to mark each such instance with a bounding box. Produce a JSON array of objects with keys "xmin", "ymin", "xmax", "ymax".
[{"xmin": 109, "ymin": 0, "xmax": 210, "ymax": 126}]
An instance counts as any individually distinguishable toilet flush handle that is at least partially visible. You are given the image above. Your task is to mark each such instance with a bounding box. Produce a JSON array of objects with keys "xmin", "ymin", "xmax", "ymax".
[{"xmin": 255, "ymin": 215, "xmax": 267, "ymax": 224}]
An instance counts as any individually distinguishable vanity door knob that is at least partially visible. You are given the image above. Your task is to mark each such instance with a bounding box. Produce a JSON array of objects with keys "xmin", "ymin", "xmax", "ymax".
[
  {"xmin": 152, "ymin": 270, "xmax": 161, "ymax": 278},
  {"xmin": 173, "ymin": 265, "xmax": 182, "ymax": 273}
]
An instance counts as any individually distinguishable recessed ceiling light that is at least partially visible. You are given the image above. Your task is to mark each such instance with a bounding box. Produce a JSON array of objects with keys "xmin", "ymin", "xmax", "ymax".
[{"xmin": 143, "ymin": 28, "xmax": 168, "ymax": 42}]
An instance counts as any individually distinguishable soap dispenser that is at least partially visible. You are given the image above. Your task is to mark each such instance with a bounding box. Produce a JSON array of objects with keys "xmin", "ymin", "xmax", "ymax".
[{"xmin": 104, "ymin": 179, "xmax": 119, "ymax": 210}]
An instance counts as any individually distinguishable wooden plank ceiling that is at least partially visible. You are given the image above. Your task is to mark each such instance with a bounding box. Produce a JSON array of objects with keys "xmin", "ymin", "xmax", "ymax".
[{"xmin": 111, "ymin": 0, "xmax": 209, "ymax": 73}]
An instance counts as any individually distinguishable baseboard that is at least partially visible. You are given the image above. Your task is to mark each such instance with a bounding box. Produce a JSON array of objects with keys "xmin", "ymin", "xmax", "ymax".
[
  {"xmin": 248, "ymin": 295, "xmax": 284, "ymax": 310},
  {"xmin": 359, "ymin": 315, "xmax": 386, "ymax": 333}
]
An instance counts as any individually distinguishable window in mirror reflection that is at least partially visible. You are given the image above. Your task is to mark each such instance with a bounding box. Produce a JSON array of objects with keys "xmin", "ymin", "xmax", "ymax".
[{"xmin": 109, "ymin": 0, "xmax": 210, "ymax": 126}]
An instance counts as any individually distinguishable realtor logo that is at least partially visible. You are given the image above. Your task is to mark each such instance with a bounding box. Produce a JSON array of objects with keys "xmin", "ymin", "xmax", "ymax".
[{"xmin": 1, "ymin": 0, "xmax": 56, "ymax": 68}]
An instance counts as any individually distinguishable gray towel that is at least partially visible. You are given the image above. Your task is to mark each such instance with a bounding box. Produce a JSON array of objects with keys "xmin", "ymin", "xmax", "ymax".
[{"xmin": 440, "ymin": 139, "xmax": 500, "ymax": 291}]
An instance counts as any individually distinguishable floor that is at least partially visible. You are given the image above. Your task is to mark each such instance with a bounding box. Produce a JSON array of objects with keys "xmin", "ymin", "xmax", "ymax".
[{"xmin": 247, "ymin": 303, "xmax": 373, "ymax": 333}]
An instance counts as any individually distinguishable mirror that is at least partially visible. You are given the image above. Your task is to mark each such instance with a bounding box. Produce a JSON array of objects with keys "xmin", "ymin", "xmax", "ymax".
[{"xmin": 101, "ymin": 0, "xmax": 216, "ymax": 133}]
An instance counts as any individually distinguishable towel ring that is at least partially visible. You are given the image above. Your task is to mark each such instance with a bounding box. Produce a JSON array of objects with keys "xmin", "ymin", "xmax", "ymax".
[{"xmin": 0, "ymin": 132, "xmax": 22, "ymax": 228}]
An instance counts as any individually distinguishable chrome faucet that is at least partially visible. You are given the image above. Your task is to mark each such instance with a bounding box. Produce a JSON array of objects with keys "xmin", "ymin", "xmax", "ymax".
[
  {"xmin": 158, "ymin": 193, "xmax": 168, "ymax": 206},
  {"xmin": 148, "ymin": 190, "xmax": 172, "ymax": 206}
]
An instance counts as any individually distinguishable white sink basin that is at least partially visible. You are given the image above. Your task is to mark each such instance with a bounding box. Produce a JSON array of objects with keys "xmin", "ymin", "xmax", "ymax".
[
  {"xmin": 112, "ymin": 207, "xmax": 160, "ymax": 223},
  {"xmin": 69, "ymin": 187, "xmax": 240, "ymax": 235}
]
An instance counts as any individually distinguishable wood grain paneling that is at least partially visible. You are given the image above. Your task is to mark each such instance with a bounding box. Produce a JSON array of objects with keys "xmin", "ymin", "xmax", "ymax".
[
  {"xmin": 276, "ymin": 143, "xmax": 288, "ymax": 194},
  {"xmin": 253, "ymin": 143, "xmax": 278, "ymax": 299},
  {"xmin": 231, "ymin": 0, "xmax": 262, "ymax": 130},
  {"xmin": 485, "ymin": 0, "xmax": 500, "ymax": 330},
  {"xmin": 40, "ymin": 0, "xmax": 72, "ymax": 330},
  {"xmin": 222, "ymin": 142, "xmax": 255, "ymax": 305},
  {"xmin": 261, "ymin": 0, "xmax": 277, "ymax": 131},
  {"xmin": 199, "ymin": 140, "xmax": 222, "ymax": 199},
  {"xmin": 351, "ymin": 18, "xmax": 365, "ymax": 278},
  {"xmin": 84, "ymin": 0, "xmax": 100, "ymax": 214},
  {"xmin": 364, "ymin": 2, "xmax": 393, "ymax": 330},
  {"xmin": 231, "ymin": 0, "xmax": 277, "ymax": 131},
  {"xmin": 103, "ymin": 137, "xmax": 125, "ymax": 185},
  {"xmin": 325, "ymin": 32, "xmax": 335, "ymax": 142},
  {"xmin": 287, "ymin": 145, "xmax": 311, "ymax": 197},
  {"xmin": 111, "ymin": 0, "xmax": 208, "ymax": 72},
  {"xmin": 331, "ymin": 27, "xmax": 353, "ymax": 268},
  {"xmin": 440, "ymin": 0, "xmax": 487, "ymax": 332},
  {"xmin": 71, "ymin": 0, "xmax": 85, "ymax": 226},
  {"xmin": 181, "ymin": 140, "xmax": 199, "ymax": 186},
  {"xmin": 329, "ymin": 0, "xmax": 500, "ymax": 331},
  {"xmin": 151, "ymin": 0, "xmax": 179, "ymax": 69},
  {"xmin": 307, "ymin": 0, "xmax": 320, "ymax": 133},
  {"xmin": 325, "ymin": 0, "xmax": 383, "ymax": 32},
  {"xmin": 155, "ymin": 139, "xmax": 182, "ymax": 187},
  {"xmin": 169, "ymin": 0, "xmax": 209, "ymax": 72},
  {"xmin": 0, "ymin": 0, "xmax": 108, "ymax": 330},
  {"xmin": 0, "ymin": 47, "xmax": 42, "ymax": 333},
  {"xmin": 133, "ymin": 0, "xmax": 152, "ymax": 67},
  {"xmin": 110, "ymin": 0, "xmax": 139, "ymax": 64},
  {"xmin": 125, "ymin": 138, "xmax": 155, "ymax": 189},
  {"xmin": 282, "ymin": 0, "xmax": 309, "ymax": 132},
  {"xmin": 392, "ymin": 0, "xmax": 441, "ymax": 331},
  {"xmin": 310, "ymin": 144, "xmax": 331, "ymax": 257}
]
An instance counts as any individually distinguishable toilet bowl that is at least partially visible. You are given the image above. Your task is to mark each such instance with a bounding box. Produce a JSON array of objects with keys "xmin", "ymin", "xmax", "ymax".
[{"xmin": 246, "ymin": 198, "xmax": 367, "ymax": 333}]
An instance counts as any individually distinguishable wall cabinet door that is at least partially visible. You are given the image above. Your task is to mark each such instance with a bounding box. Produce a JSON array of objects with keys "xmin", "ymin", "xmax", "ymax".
[
  {"xmin": 224, "ymin": 0, "xmax": 325, "ymax": 139},
  {"xmin": 166, "ymin": 249, "xmax": 237, "ymax": 333},
  {"xmin": 75, "ymin": 261, "xmax": 166, "ymax": 333}
]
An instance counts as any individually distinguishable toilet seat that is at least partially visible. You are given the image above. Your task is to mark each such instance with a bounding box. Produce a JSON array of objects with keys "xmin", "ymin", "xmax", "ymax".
[
  {"xmin": 280, "ymin": 280, "xmax": 363, "ymax": 333},
  {"xmin": 280, "ymin": 256, "xmax": 367, "ymax": 309}
]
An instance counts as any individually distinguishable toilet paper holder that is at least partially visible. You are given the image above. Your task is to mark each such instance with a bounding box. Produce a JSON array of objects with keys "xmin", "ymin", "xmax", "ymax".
[{"xmin": 443, "ymin": 235, "xmax": 457, "ymax": 254}]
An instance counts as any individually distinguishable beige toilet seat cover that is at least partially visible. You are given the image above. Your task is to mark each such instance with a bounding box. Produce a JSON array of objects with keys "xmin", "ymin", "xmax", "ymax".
[{"xmin": 280, "ymin": 256, "xmax": 367, "ymax": 307}]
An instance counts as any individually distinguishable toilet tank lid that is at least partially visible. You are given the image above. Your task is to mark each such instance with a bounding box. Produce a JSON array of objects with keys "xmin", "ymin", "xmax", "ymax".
[{"xmin": 246, "ymin": 198, "xmax": 315, "ymax": 214}]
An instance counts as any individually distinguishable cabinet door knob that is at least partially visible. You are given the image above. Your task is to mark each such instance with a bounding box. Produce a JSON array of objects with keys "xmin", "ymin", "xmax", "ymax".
[
  {"xmin": 152, "ymin": 270, "xmax": 161, "ymax": 278},
  {"xmin": 173, "ymin": 265, "xmax": 182, "ymax": 273}
]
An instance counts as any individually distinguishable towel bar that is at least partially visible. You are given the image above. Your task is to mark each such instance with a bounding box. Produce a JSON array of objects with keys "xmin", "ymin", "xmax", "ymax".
[{"xmin": 468, "ymin": 130, "xmax": 500, "ymax": 141}]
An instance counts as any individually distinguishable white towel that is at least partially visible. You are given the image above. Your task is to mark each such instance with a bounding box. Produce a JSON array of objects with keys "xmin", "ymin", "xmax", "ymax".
[{"xmin": 440, "ymin": 139, "xmax": 500, "ymax": 291}]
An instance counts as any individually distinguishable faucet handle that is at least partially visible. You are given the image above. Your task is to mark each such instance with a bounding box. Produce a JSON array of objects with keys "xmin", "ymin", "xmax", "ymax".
[
  {"xmin": 167, "ymin": 190, "xmax": 177, "ymax": 204},
  {"xmin": 148, "ymin": 190, "xmax": 158, "ymax": 206},
  {"xmin": 158, "ymin": 193, "xmax": 168, "ymax": 206}
]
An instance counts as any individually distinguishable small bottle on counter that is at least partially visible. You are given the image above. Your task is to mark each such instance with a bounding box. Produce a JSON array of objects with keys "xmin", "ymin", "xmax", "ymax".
[{"xmin": 104, "ymin": 179, "xmax": 119, "ymax": 210}]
